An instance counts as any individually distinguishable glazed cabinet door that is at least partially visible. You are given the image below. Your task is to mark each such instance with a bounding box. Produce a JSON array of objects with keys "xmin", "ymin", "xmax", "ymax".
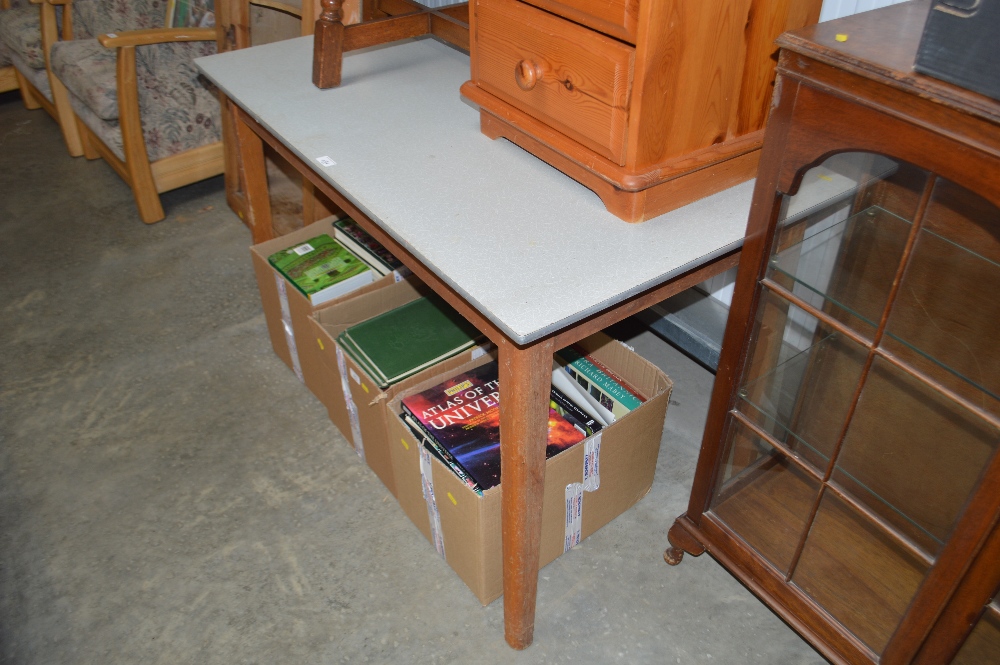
[{"xmin": 705, "ymin": 150, "xmax": 1000, "ymax": 661}]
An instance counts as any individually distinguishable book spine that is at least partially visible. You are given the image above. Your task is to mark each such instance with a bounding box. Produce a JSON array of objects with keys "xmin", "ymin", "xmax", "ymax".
[
  {"xmin": 581, "ymin": 352, "xmax": 646, "ymax": 402},
  {"xmin": 334, "ymin": 230, "xmax": 392, "ymax": 275},
  {"xmin": 403, "ymin": 414, "xmax": 483, "ymax": 495},
  {"xmin": 550, "ymin": 386, "xmax": 602, "ymax": 437},
  {"xmin": 558, "ymin": 350, "xmax": 642, "ymax": 419}
]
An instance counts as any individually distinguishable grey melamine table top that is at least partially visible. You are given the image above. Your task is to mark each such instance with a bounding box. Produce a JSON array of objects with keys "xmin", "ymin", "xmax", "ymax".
[{"xmin": 196, "ymin": 36, "xmax": 752, "ymax": 345}]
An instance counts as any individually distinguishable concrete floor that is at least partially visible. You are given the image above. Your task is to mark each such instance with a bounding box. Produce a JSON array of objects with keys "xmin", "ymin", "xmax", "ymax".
[{"xmin": 0, "ymin": 91, "xmax": 827, "ymax": 664}]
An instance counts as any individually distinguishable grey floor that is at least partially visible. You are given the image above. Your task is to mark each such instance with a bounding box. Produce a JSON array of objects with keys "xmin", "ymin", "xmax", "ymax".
[{"xmin": 0, "ymin": 91, "xmax": 827, "ymax": 664}]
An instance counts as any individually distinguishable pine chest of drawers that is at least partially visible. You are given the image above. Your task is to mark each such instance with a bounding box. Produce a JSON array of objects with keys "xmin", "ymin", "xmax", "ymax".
[{"xmin": 460, "ymin": 0, "xmax": 822, "ymax": 222}]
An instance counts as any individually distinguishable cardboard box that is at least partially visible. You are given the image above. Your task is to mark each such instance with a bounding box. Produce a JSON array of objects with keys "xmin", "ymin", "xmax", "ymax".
[
  {"xmin": 250, "ymin": 217, "xmax": 402, "ymax": 405},
  {"xmin": 310, "ymin": 278, "xmax": 491, "ymax": 497},
  {"xmin": 386, "ymin": 332, "xmax": 673, "ymax": 604}
]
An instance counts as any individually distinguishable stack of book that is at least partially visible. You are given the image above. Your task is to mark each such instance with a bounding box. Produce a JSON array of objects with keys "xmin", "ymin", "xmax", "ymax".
[
  {"xmin": 336, "ymin": 296, "xmax": 483, "ymax": 389},
  {"xmin": 267, "ymin": 234, "xmax": 374, "ymax": 305},
  {"xmin": 401, "ymin": 348, "xmax": 645, "ymax": 494},
  {"xmin": 333, "ymin": 218, "xmax": 405, "ymax": 277}
]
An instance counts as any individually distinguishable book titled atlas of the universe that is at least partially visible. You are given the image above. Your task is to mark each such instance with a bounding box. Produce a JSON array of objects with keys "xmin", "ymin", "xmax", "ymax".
[
  {"xmin": 401, "ymin": 362, "xmax": 585, "ymax": 491},
  {"xmin": 267, "ymin": 234, "xmax": 373, "ymax": 305}
]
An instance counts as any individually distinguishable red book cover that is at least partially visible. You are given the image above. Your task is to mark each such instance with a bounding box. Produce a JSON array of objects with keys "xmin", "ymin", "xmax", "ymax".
[{"xmin": 401, "ymin": 362, "xmax": 584, "ymax": 490}]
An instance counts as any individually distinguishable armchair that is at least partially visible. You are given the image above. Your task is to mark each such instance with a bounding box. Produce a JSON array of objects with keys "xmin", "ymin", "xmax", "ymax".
[
  {"xmin": 47, "ymin": 0, "xmax": 223, "ymax": 223},
  {"xmin": 0, "ymin": 0, "xmax": 85, "ymax": 155},
  {"xmin": 0, "ymin": 0, "xmax": 23, "ymax": 93}
]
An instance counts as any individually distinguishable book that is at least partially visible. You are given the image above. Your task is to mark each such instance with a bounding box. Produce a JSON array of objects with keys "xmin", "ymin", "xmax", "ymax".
[
  {"xmin": 333, "ymin": 218, "xmax": 404, "ymax": 276},
  {"xmin": 401, "ymin": 362, "xmax": 585, "ymax": 490},
  {"xmin": 403, "ymin": 413, "xmax": 484, "ymax": 495},
  {"xmin": 337, "ymin": 296, "xmax": 482, "ymax": 389},
  {"xmin": 267, "ymin": 234, "xmax": 374, "ymax": 306},
  {"xmin": 550, "ymin": 385, "xmax": 603, "ymax": 437},
  {"xmin": 556, "ymin": 346, "xmax": 644, "ymax": 420},
  {"xmin": 551, "ymin": 365, "xmax": 613, "ymax": 426}
]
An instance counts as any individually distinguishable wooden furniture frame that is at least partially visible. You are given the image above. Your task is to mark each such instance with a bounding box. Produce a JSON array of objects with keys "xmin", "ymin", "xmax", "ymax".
[
  {"xmin": 198, "ymin": 37, "xmax": 750, "ymax": 649},
  {"xmin": 312, "ymin": 0, "xmax": 469, "ymax": 88},
  {"xmin": 666, "ymin": 2, "xmax": 1000, "ymax": 664},
  {"xmin": 0, "ymin": 0, "xmax": 20, "ymax": 93},
  {"xmin": 14, "ymin": 0, "xmax": 84, "ymax": 156},
  {"xmin": 67, "ymin": 21, "xmax": 226, "ymax": 223}
]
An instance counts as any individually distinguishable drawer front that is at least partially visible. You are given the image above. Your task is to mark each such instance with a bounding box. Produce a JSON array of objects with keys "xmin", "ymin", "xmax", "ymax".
[
  {"xmin": 518, "ymin": 0, "xmax": 640, "ymax": 44},
  {"xmin": 474, "ymin": 0, "xmax": 634, "ymax": 166}
]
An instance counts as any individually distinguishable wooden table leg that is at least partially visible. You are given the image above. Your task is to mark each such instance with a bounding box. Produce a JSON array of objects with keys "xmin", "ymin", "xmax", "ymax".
[
  {"xmin": 234, "ymin": 109, "xmax": 275, "ymax": 244},
  {"xmin": 498, "ymin": 335, "xmax": 555, "ymax": 649}
]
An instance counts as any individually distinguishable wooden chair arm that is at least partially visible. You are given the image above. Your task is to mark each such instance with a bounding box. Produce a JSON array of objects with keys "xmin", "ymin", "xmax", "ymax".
[
  {"xmin": 41, "ymin": 0, "xmax": 73, "ymax": 5},
  {"xmin": 99, "ymin": 27, "xmax": 215, "ymax": 49}
]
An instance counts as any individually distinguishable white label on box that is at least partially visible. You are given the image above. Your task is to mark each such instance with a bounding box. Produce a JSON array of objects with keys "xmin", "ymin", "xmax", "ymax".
[
  {"xmin": 346, "ymin": 402, "xmax": 365, "ymax": 462},
  {"xmin": 275, "ymin": 274, "xmax": 303, "ymax": 381},
  {"xmin": 564, "ymin": 482, "xmax": 584, "ymax": 552},
  {"xmin": 291, "ymin": 242, "xmax": 314, "ymax": 256},
  {"xmin": 583, "ymin": 433, "xmax": 602, "ymax": 492},
  {"xmin": 420, "ymin": 448, "xmax": 446, "ymax": 558},
  {"xmin": 316, "ymin": 156, "xmax": 336, "ymax": 167},
  {"xmin": 349, "ymin": 368, "xmax": 361, "ymax": 385},
  {"xmin": 392, "ymin": 266, "xmax": 411, "ymax": 282},
  {"xmin": 336, "ymin": 346, "xmax": 364, "ymax": 460}
]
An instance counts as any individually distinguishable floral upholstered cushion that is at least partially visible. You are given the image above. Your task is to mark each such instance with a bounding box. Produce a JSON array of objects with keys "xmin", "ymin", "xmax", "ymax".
[
  {"xmin": 58, "ymin": 37, "xmax": 220, "ymax": 163},
  {"xmin": 134, "ymin": 40, "xmax": 221, "ymax": 162},
  {"xmin": 0, "ymin": 41, "xmax": 11, "ymax": 69},
  {"xmin": 0, "ymin": 6, "xmax": 44, "ymax": 70},
  {"xmin": 6, "ymin": 45, "xmax": 51, "ymax": 101},
  {"xmin": 50, "ymin": 39, "xmax": 119, "ymax": 120},
  {"xmin": 73, "ymin": 0, "xmax": 164, "ymax": 39}
]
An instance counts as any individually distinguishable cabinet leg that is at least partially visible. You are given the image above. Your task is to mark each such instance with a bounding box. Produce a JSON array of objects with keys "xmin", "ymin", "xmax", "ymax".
[{"xmin": 664, "ymin": 518, "xmax": 706, "ymax": 566}]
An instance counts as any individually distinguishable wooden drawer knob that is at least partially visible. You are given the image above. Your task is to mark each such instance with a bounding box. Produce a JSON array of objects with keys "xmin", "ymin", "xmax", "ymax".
[{"xmin": 515, "ymin": 59, "xmax": 541, "ymax": 91}]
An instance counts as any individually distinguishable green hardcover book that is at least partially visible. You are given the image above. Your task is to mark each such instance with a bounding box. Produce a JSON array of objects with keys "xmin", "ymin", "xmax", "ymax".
[
  {"xmin": 268, "ymin": 234, "xmax": 373, "ymax": 306},
  {"xmin": 336, "ymin": 296, "xmax": 482, "ymax": 389}
]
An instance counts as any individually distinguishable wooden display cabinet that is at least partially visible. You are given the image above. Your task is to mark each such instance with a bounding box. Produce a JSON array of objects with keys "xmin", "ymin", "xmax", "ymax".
[
  {"xmin": 665, "ymin": 2, "xmax": 1000, "ymax": 664},
  {"xmin": 460, "ymin": 0, "xmax": 822, "ymax": 222}
]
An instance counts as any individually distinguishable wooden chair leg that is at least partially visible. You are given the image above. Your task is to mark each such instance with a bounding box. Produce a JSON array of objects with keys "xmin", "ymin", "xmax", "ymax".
[
  {"xmin": 117, "ymin": 45, "xmax": 164, "ymax": 223},
  {"xmin": 40, "ymin": 0, "xmax": 83, "ymax": 157},
  {"xmin": 49, "ymin": 77, "xmax": 83, "ymax": 157},
  {"xmin": 76, "ymin": 117, "xmax": 99, "ymax": 160},
  {"xmin": 14, "ymin": 69, "xmax": 41, "ymax": 110},
  {"xmin": 0, "ymin": 65, "xmax": 18, "ymax": 93}
]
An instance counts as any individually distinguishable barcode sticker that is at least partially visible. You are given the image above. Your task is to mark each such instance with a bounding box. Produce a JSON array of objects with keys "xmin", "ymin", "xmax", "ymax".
[
  {"xmin": 291, "ymin": 243, "xmax": 314, "ymax": 256},
  {"xmin": 420, "ymin": 448, "xmax": 446, "ymax": 558},
  {"xmin": 316, "ymin": 156, "xmax": 336, "ymax": 167},
  {"xmin": 349, "ymin": 368, "xmax": 360, "ymax": 385},
  {"xmin": 564, "ymin": 483, "xmax": 584, "ymax": 552},
  {"xmin": 583, "ymin": 433, "xmax": 602, "ymax": 492}
]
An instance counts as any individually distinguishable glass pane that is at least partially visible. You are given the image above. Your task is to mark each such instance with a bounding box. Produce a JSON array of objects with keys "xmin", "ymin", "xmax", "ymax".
[
  {"xmin": 769, "ymin": 154, "xmax": 930, "ymax": 336},
  {"xmin": 883, "ymin": 178, "xmax": 1000, "ymax": 411},
  {"xmin": 951, "ymin": 599, "xmax": 1000, "ymax": 665},
  {"xmin": 833, "ymin": 358, "xmax": 1000, "ymax": 557},
  {"xmin": 709, "ymin": 419, "xmax": 821, "ymax": 574},
  {"xmin": 792, "ymin": 491, "xmax": 930, "ymax": 655},
  {"xmin": 737, "ymin": 288, "xmax": 869, "ymax": 474}
]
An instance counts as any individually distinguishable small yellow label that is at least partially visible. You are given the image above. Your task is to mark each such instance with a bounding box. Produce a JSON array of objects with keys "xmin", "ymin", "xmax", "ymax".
[
  {"xmin": 362, "ymin": 383, "xmax": 369, "ymax": 393},
  {"xmin": 835, "ymin": 33, "xmax": 848, "ymax": 42},
  {"xmin": 400, "ymin": 438, "xmax": 409, "ymax": 450},
  {"xmin": 447, "ymin": 492, "xmax": 457, "ymax": 506},
  {"xmin": 818, "ymin": 174, "xmax": 833, "ymax": 181},
  {"xmin": 317, "ymin": 338, "xmax": 325, "ymax": 350}
]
